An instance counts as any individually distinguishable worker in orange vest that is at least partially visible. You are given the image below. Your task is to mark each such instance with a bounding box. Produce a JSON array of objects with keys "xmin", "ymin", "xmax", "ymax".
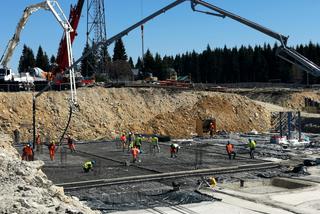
[
  {"xmin": 131, "ymin": 146, "xmax": 140, "ymax": 163},
  {"xmin": 21, "ymin": 144, "xmax": 28, "ymax": 161},
  {"xmin": 226, "ymin": 141, "xmax": 236, "ymax": 160},
  {"xmin": 48, "ymin": 142, "xmax": 56, "ymax": 161},
  {"xmin": 120, "ymin": 134, "xmax": 127, "ymax": 152}
]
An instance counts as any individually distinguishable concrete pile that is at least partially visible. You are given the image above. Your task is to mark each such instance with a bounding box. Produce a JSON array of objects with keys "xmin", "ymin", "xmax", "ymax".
[{"xmin": 0, "ymin": 133, "xmax": 99, "ymax": 214}]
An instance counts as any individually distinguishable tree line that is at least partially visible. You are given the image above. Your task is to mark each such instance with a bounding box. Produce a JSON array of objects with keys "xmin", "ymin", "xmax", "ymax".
[
  {"xmin": 18, "ymin": 40, "xmax": 320, "ymax": 84},
  {"xmin": 135, "ymin": 42, "xmax": 320, "ymax": 84}
]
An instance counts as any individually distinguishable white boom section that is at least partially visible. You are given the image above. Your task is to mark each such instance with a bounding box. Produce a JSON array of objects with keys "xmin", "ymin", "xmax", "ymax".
[
  {"xmin": 46, "ymin": 0, "xmax": 77, "ymax": 105},
  {"xmin": 0, "ymin": 2, "xmax": 49, "ymax": 68},
  {"xmin": 0, "ymin": 0, "xmax": 77, "ymax": 106}
]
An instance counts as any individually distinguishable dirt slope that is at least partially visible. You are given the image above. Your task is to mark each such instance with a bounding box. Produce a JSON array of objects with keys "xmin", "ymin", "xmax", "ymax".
[
  {"xmin": 0, "ymin": 87, "xmax": 271, "ymax": 141},
  {"xmin": 0, "ymin": 133, "xmax": 98, "ymax": 213},
  {"xmin": 242, "ymin": 89, "xmax": 320, "ymax": 110}
]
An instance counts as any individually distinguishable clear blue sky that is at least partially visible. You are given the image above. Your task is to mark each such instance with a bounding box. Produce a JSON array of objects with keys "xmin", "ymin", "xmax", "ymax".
[{"xmin": 1, "ymin": 0, "xmax": 320, "ymax": 71}]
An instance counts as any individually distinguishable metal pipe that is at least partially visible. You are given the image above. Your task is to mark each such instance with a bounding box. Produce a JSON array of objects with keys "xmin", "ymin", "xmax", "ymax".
[
  {"xmin": 32, "ymin": 96, "xmax": 36, "ymax": 150},
  {"xmin": 58, "ymin": 162, "xmax": 279, "ymax": 190}
]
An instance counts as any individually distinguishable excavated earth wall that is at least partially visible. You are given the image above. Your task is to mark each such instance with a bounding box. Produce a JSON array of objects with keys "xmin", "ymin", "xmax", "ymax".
[{"xmin": 0, "ymin": 87, "xmax": 271, "ymax": 142}]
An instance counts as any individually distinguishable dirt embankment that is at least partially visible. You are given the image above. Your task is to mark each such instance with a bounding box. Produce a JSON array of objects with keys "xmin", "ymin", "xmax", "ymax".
[
  {"xmin": 241, "ymin": 89, "xmax": 320, "ymax": 110},
  {"xmin": 0, "ymin": 133, "xmax": 98, "ymax": 213},
  {"xmin": 0, "ymin": 87, "xmax": 271, "ymax": 141}
]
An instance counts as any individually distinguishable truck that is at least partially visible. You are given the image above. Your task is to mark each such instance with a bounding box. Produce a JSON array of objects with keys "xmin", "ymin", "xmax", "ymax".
[{"xmin": 0, "ymin": 0, "xmax": 81, "ymax": 95}]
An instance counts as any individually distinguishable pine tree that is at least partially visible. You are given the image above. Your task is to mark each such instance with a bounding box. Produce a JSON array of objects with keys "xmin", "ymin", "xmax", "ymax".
[
  {"xmin": 128, "ymin": 57, "xmax": 134, "ymax": 68},
  {"xmin": 18, "ymin": 45, "xmax": 35, "ymax": 73},
  {"xmin": 153, "ymin": 53, "xmax": 166, "ymax": 80},
  {"xmin": 81, "ymin": 43, "xmax": 96, "ymax": 77},
  {"xmin": 143, "ymin": 49, "xmax": 155, "ymax": 76},
  {"xmin": 135, "ymin": 57, "xmax": 143, "ymax": 70},
  {"xmin": 35, "ymin": 46, "xmax": 49, "ymax": 71},
  {"xmin": 112, "ymin": 38, "xmax": 127, "ymax": 61},
  {"xmin": 50, "ymin": 55, "xmax": 56, "ymax": 65}
]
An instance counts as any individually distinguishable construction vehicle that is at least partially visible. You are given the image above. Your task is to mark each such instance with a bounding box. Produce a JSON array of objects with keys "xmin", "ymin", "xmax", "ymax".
[
  {"xmin": 0, "ymin": 1, "xmax": 51, "ymax": 86},
  {"xmin": 0, "ymin": 0, "xmax": 79, "ymax": 97},
  {"xmin": 54, "ymin": 0, "xmax": 88, "ymax": 86}
]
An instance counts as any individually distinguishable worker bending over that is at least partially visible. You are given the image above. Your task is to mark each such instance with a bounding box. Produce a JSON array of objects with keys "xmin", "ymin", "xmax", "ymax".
[
  {"xmin": 226, "ymin": 141, "xmax": 236, "ymax": 160},
  {"xmin": 248, "ymin": 139, "xmax": 256, "ymax": 159},
  {"xmin": 83, "ymin": 160, "xmax": 95, "ymax": 173},
  {"xmin": 170, "ymin": 143, "xmax": 180, "ymax": 158}
]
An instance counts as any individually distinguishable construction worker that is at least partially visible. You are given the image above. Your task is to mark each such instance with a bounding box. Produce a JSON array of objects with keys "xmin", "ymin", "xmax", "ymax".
[
  {"xmin": 248, "ymin": 139, "xmax": 256, "ymax": 159},
  {"xmin": 83, "ymin": 160, "xmax": 95, "ymax": 173},
  {"xmin": 226, "ymin": 141, "xmax": 236, "ymax": 160},
  {"xmin": 21, "ymin": 144, "xmax": 28, "ymax": 161},
  {"xmin": 120, "ymin": 133, "xmax": 127, "ymax": 152},
  {"xmin": 22, "ymin": 144, "xmax": 33, "ymax": 161},
  {"xmin": 48, "ymin": 142, "xmax": 56, "ymax": 161},
  {"xmin": 127, "ymin": 132, "xmax": 134, "ymax": 152},
  {"xmin": 131, "ymin": 146, "xmax": 140, "ymax": 163},
  {"xmin": 36, "ymin": 133, "xmax": 41, "ymax": 151},
  {"xmin": 170, "ymin": 143, "xmax": 180, "ymax": 158},
  {"xmin": 151, "ymin": 135, "xmax": 160, "ymax": 153},
  {"xmin": 67, "ymin": 135, "xmax": 76, "ymax": 152},
  {"xmin": 135, "ymin": 135, "xmax": 142, "ymax": 151},
  {"xmin": 209, "ymin": 120, "xmax": 216, "ymax": 137}
]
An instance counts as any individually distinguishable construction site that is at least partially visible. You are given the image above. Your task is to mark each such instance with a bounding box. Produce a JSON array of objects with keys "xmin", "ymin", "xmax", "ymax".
[{"xmin": 1, "ymin": 1, "xmax": 320, "ymax": 214}]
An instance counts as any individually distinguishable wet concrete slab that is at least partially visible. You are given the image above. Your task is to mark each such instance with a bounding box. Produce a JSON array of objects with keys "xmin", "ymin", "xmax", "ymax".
[{"xmin": 30, "ymin": 140, "xmax": 267, "ymax": 184}]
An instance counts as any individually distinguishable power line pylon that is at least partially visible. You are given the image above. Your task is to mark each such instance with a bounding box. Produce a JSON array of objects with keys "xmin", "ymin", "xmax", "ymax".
[{"xmin": 87, "ymin": 0, "xmax": 109, "ymax": 75}]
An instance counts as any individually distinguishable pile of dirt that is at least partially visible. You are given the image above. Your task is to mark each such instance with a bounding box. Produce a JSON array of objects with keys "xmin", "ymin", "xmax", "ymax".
[
  {"xmin": 0, "ymin": 87, "xmax": 271, "ymax": 141},
  {"xmin": 0, "ymin": 133, "xmax": 98, "ymax": 213},
  {"xmin": 242, "ymin": 89, "xmax": 320, "ymax": 110}
]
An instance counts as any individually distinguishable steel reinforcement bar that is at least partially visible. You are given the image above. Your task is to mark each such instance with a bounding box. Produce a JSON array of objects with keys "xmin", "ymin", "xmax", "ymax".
[{"xmin": 57, "ymin": 162, "xmax": 279, "ymax": 191}]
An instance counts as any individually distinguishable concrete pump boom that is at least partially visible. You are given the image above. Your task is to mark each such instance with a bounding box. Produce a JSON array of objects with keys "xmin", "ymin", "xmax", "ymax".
[
  {"xmin": 0, "ymin": 0, "xmax": 77, "ymax": 105},
  {"xmin": 191, "ymin": 0, "xmax": 320, "ymax": 77},
  {"xmin": 0, "ymin": 2, "xmax": 49, "ymax": 68},
  {"xmin": 69, "ymin": 0, "xmax": 320, "ymax": 79}
]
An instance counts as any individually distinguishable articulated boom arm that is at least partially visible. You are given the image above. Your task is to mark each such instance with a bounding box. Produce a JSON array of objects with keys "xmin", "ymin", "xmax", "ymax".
[
  {"xmin": 0, "ymin": 2, "xmax": 49, "ymax": 68},
  {"xmin": 68, "ymin": 0, "xmax": 320, "ymax": 80},
  {"xmin": 191, "ymin": 0, "xmax": 320, "ymax": 77},
  {"xmin": 45, "ymin": 0, "xmax": 77, "ymax": 105},
  {"xmin": 1, "ymin": 0, "xmax": 77, "ymax": 106},
  {"xmin": 55, "ymin": 0, "xmax": 84, "ymax": 75}
]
